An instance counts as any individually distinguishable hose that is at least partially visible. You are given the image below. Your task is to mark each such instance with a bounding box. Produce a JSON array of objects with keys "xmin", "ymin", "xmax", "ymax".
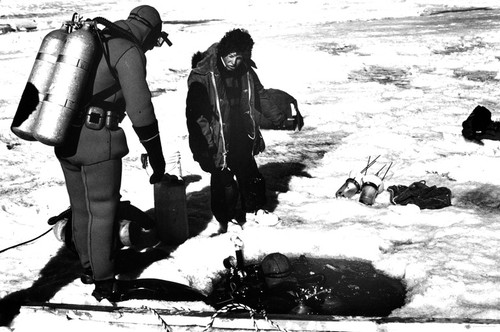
[
  {"xmin": 93, "ymin": 16, "xmax": 141, "ymax": 46},
  {"xmin": 0, "ymin": 227, "xmax": 53, "ymax": 254}
]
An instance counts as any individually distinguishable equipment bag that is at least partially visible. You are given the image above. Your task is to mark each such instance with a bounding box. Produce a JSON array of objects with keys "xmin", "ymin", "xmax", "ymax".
[
  {"xmin": 387, "ymin": 180, "xmax": 452, "ymax": 209},
  {"xmin": 257, "ymin": 88, "xmax": 304, "ymax": 131}
]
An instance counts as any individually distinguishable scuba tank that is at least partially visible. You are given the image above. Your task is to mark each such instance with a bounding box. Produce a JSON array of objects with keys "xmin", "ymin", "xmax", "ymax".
[
  {"xmin": 11, "ymin": 23, "xmax": 70, "ymax": 140},
  {"xmin": 359, "ymin": 161, "xmax": 392, "ymax": 206},
  {"xmin": 12, "ymin": 14, "xmax": 170, "ymax": 146},
  {"xmin": 32, "ymin": 19, "xmax": 100, "ymax": 145},
  {"xmin": 359, "ymin": 174, "xmax": 383, "ymax": 206},
  {"xmin": 335, "ymin": 172, "xmax": 363, "ymax": 198},
  {"xmin": 50, "ymin": 201, "xmax": 160, "ymax": 251},
  {"xmin": 154, "ymin": 151, "xmax": 189, "ymax": 245}
]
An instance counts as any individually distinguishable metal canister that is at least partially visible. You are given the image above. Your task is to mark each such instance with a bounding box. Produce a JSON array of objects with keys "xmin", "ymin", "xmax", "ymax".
[
  {"xmin": 154, "ymin": 174, "xmax": 189, "ymax": 245},
  {"xmin": 336, "ymin": 176, "xmax": 362, "ymax": 198},
  {"xmin": 359, "ymin": 174, "xmax": 383, "ymax": 205},
  {"xmin": 33, "ymin": 21, "xmax": 99, "ymax": 145},
  {"xmin": 11, "ymin": 24, "xmax": 69, "ymax": 140}
]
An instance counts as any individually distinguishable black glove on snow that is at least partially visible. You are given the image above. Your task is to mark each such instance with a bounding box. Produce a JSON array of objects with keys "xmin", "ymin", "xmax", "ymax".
[
  {"xmin": 133, "ymin": 120, "xmax": 166, "ymax": 184},
  {"xmin": 462, "ymin": 105, "xmax": 492, "ymax": 143},
  {"xmin": 461, "ymin": 105, "xmax": 500, "ymax": 143}
]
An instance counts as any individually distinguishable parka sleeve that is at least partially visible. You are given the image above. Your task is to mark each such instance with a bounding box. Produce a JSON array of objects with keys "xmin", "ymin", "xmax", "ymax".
[{"xmin": 186, "ymin": 81, "xmax": 216, "ymax": 171}]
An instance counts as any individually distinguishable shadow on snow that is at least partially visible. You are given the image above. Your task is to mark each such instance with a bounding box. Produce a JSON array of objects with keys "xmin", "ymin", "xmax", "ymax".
[{"xmin": 0, "ymin": 161, "xmax": 312, "ymax": 326}]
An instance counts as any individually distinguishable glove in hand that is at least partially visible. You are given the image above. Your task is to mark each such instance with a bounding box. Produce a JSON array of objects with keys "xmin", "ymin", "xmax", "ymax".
[{"xmin": 134, "ymin": 121, "xmax": 166, "ymax": 184}]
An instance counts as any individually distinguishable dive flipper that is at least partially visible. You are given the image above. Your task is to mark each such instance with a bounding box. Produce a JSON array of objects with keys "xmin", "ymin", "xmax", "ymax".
[{"xmin": 112, "ymin": 278, "xmax": 208, "ymax": 303}]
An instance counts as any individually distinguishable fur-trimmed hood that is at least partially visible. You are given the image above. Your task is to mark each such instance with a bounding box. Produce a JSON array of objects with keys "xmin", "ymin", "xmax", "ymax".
[
  {"xmin": 190, "ymin": 43, "xmax": 217, "ymax": 73},
  {"xmin": 190, "ymin": 43, "xmax": 257, "ymax": 74}
]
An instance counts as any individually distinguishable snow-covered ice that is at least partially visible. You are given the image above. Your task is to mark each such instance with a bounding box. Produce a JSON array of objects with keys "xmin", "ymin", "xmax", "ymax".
[{"xmin": 2, "ymin": 0, "xmax": 500, "ymax": 329}]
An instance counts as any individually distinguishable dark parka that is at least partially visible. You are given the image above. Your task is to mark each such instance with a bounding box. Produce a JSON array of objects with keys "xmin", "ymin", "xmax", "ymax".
[{"xmin": 186, "ymin": 43, "xmax": 269, "ymax": 171}]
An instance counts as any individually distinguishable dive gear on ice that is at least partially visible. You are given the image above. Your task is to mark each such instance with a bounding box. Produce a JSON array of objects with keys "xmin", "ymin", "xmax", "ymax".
[
  {"xmin": 359, "ymin": 178, "xmax": 380, "ymax": 205},
  {"xmin": 336, "ymin": 155, "xmax": 380, "ymax": 198},
  {"xmin": 257, "ymin": 88, "xmax": 304, "ymax": 131},
  {"xmin": 153, "ymin": 151, "xmax": 189, "ymax": 245},
  {"xmin": 359, "ymin": 162, "xmax": 392, "ymax": 206},
  {"xmin": 11, "ymin": 12, "xmax": 172, "ymax": 146},
  {"xmin": 388, "ymin": 180, "xmax": 452, "ymax": 209},
  {"xmin": 336, "ymin": 175, "xmax": 363, "ymax": 199},
  {"xmin": 11, "ymin": 24, "xmax": 69, "ymax": 141},
  {"xmin": 92, "ymin": 278, "xmax": 208, "ymax": 303},
  {"xmin": 49, "ymin": 201, "xmax": 159, "ymax": 250},
  {"xmin": 32, "ymin": 20, "xmax": 100, "ymax": 145}
]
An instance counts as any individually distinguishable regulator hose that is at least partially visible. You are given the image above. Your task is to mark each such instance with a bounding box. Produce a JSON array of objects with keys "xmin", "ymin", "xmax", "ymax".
[{"xmin": 93, "ymin": 16, "xmax": 142, "ymax": 46}]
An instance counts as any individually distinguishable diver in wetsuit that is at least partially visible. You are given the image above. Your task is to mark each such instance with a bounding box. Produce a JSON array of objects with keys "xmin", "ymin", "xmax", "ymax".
[{"xmin": 55, "ymin": 5, "xmax": 169, "ymax": 301}]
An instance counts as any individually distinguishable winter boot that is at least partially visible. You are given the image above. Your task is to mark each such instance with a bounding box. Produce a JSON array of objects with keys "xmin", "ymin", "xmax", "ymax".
[
  {"xmin": 92, "ymin": 278, "xmax": 121, "ymax": 302},
  {"xmin": 80, "ymin": 267, "xmax": 94, "ymax": 285}
]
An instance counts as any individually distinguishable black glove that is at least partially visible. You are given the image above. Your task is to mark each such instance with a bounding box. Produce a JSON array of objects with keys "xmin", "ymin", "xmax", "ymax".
[
  {"xmin": 133, "ymin": 120, "xmax": 166, "ymax": 184},
  {"xmin": 196, "ymin": 145, "xmax": 217, "ymax": 173},
  {"xmin": 462, "ymin": 105, "xmax": 492, "ymax": 144},
  {"xmin": 470, "ymin": 105, "xmax": 492, "ymax": 132}
]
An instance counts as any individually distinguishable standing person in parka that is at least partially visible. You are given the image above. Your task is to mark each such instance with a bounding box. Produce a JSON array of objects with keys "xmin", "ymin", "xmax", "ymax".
[
  {"xmin": 55, "ymin": 5, "xmax": 170, "ymax": 301},
  {"xmin": 186, "ymin": 28, "xmax": 280, "ymax": 234}
]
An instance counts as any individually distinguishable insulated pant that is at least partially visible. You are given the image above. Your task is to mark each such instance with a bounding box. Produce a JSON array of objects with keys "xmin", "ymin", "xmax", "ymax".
[
  {"xmin": 210, "ymin": 149, "xmax": 266, "ymax": 224},
  {"xmin": 59, "ymin": 158, "xmax": 122, "ymax": 281}
]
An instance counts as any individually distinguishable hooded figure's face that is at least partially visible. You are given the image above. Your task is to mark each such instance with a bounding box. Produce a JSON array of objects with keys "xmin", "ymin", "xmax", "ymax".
[
  {"xmin": 221, "ymin": 52, "xmax": 244, "ymax": 71},
  {"xmin": 128, "ymin": 5, "xmax": 163, "ymax": 52}
]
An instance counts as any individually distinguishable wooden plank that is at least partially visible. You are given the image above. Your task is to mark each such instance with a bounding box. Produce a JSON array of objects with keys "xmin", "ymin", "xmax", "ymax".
[{"xmin": 20, "ymin": 303, "xmax": 500, "ymax": 332}]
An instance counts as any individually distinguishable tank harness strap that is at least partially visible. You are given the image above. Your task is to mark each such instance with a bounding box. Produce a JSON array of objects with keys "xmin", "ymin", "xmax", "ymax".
[
  {"xmin": 95, "ymin": 29, "xmax": 119, "ymax": 82},
  {"xmin": 91, "ymin": 84, "xmax": 121, "ymax": 104},
  {"xmin": 93, "ymin": 16, "xmax": 141, "ymax": 46},
  {"xmin": 93, "ymin": 16, "xmax": 143, "ymax": 82},
  {"xmin": 74, "ymin": 17, "xmax": 138, "ymax": 129}
]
